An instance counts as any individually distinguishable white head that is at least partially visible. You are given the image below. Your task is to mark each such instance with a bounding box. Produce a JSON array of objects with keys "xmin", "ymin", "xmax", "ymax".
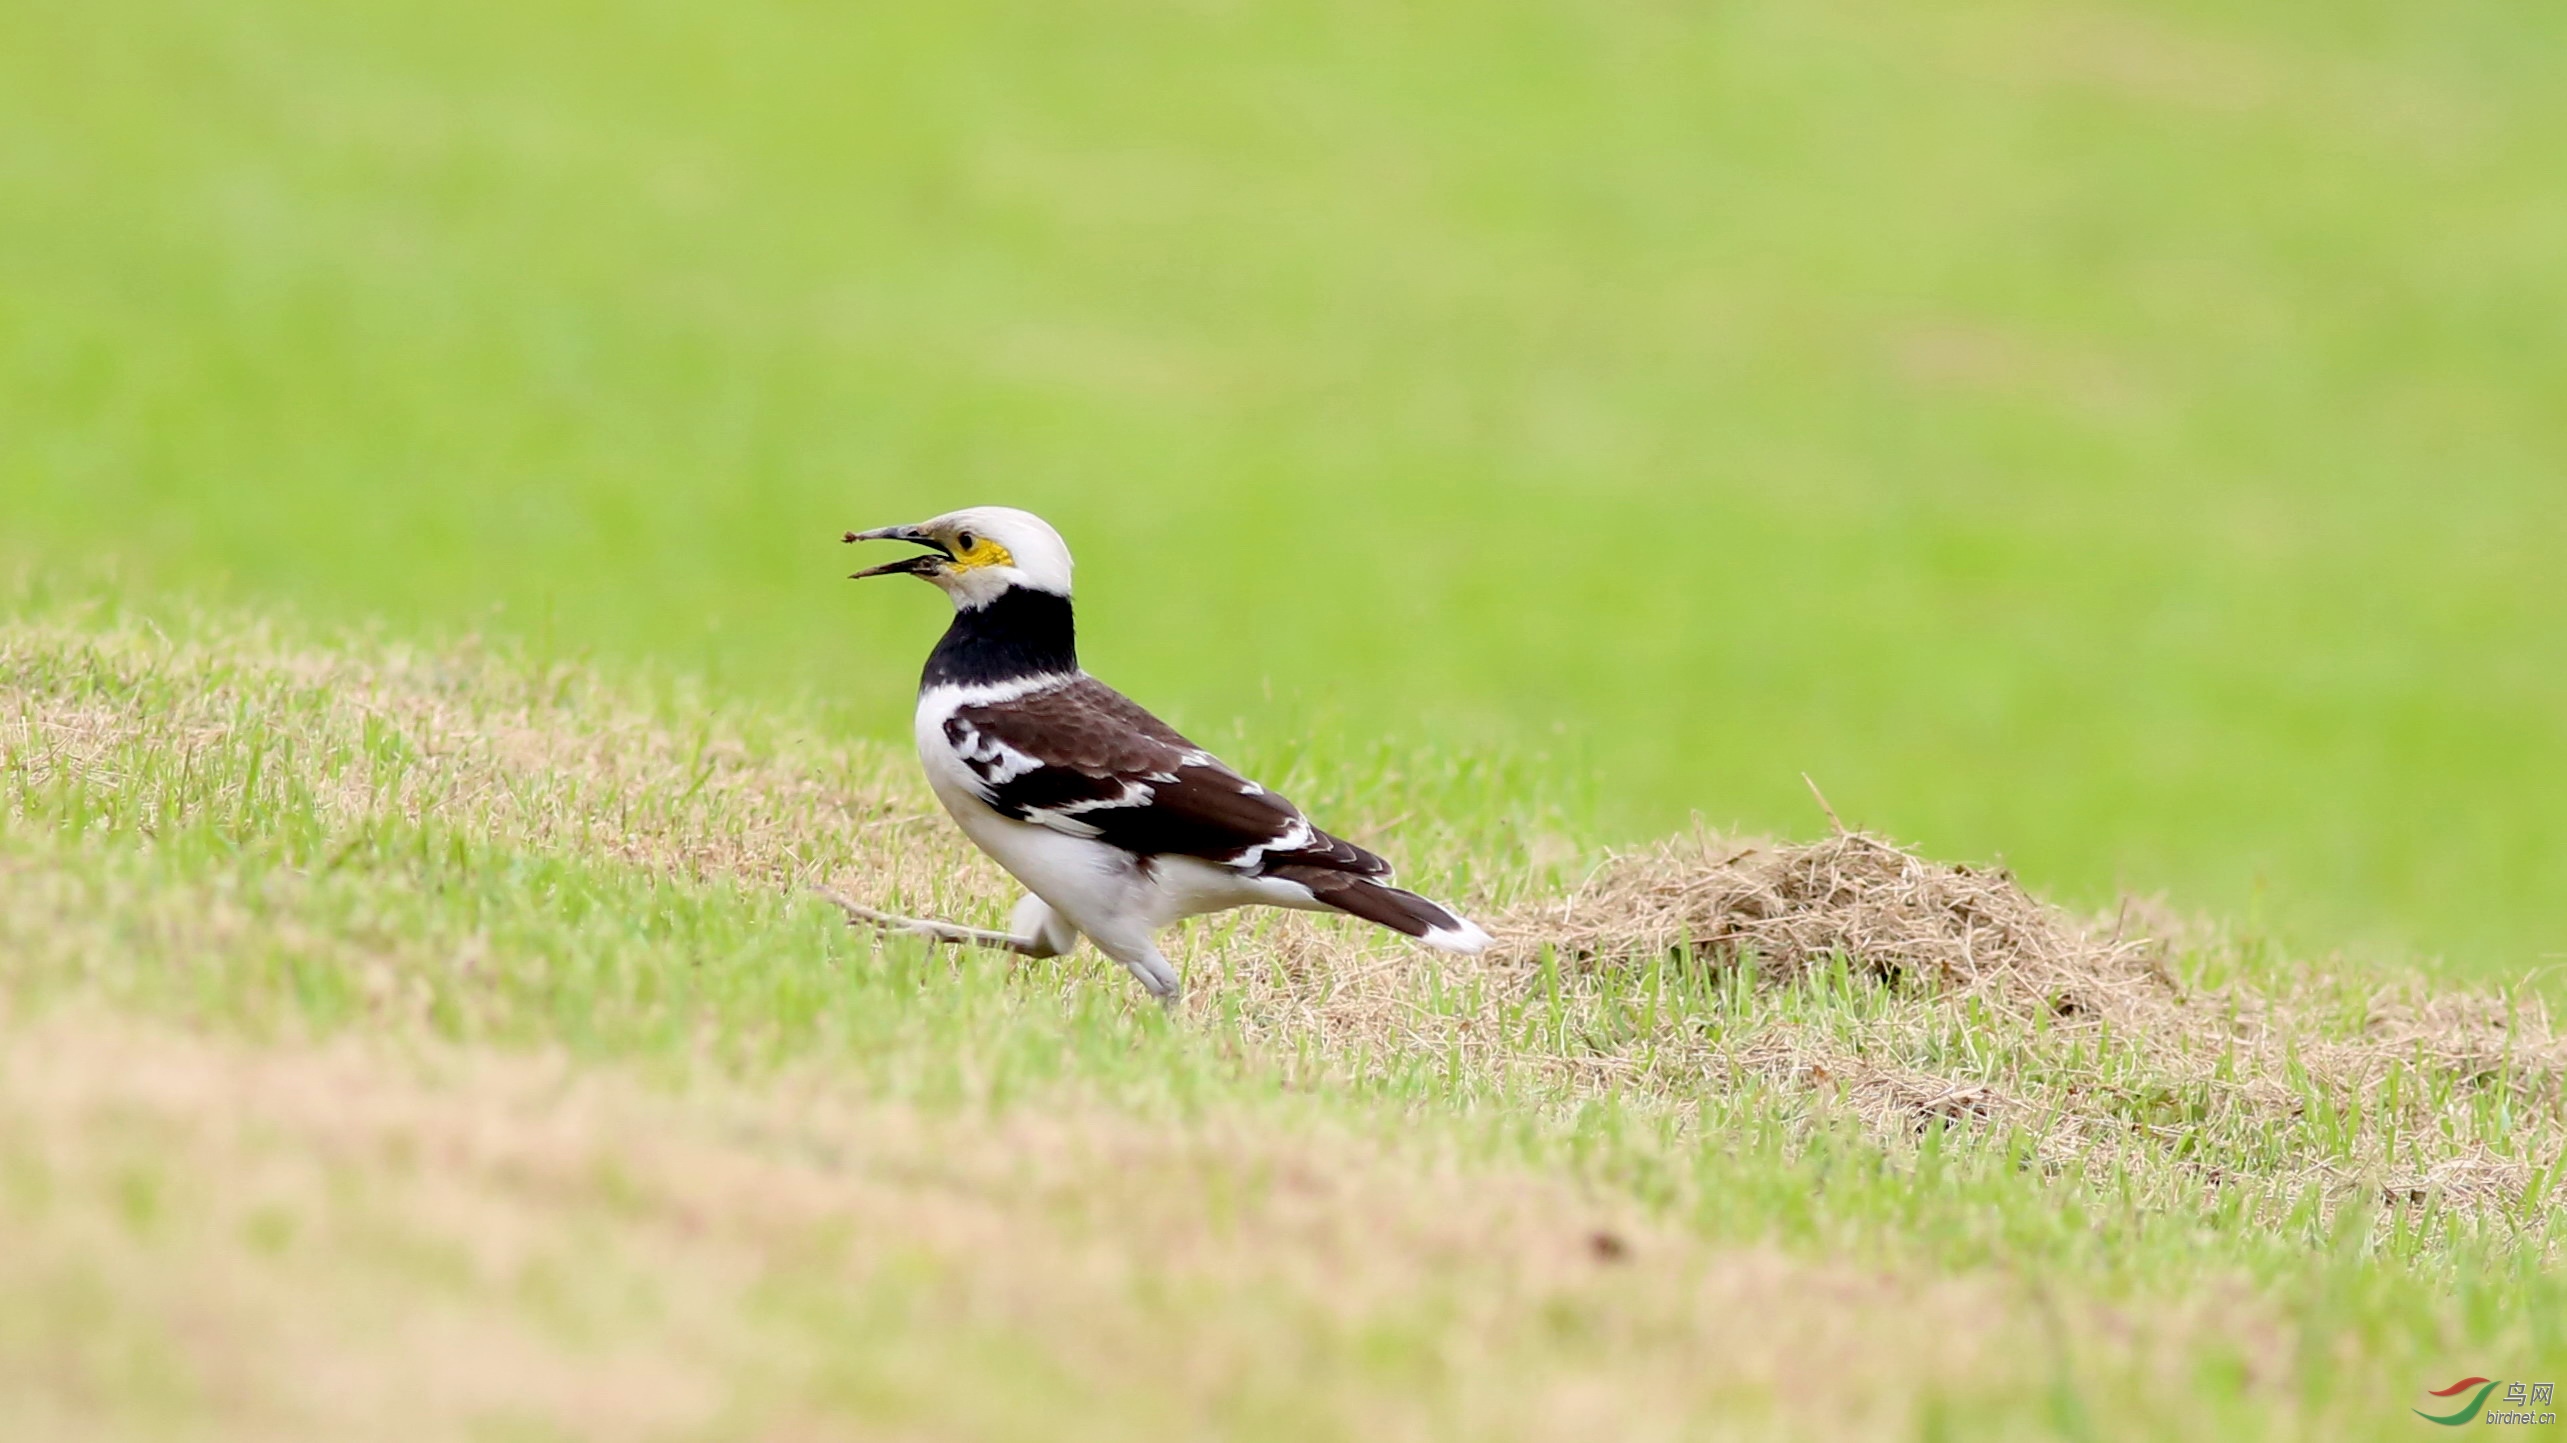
[{"xmin": 843, "ymin": 505, "xmax": 1075, "ymax": 610}]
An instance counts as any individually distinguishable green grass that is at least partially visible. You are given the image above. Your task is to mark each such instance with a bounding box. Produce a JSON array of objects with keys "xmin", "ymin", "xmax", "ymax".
[
  {"xmin": 3, "ymin": 602, "xmax": 2562, "ymax": 1439},
  {"xmin": 4, "ymin": 0, "xmax": 2563, "ymax": 970}
]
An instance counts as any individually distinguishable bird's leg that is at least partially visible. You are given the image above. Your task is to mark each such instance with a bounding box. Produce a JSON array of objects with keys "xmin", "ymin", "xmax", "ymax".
[
  {"xmin": 820, "ymin": 890, "xmax": 1054, "ymax": 956},
  {"xmin": 1006, "ymin": 893, "xmax": 1079, "ymax": 959},
  {"xmin": 1081, "ymin": 926, "xmax": 1183, "ymax": 1005}
]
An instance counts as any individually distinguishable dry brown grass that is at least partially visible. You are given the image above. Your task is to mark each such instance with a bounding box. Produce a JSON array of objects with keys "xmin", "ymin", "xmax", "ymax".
[
  {"xmin": 1500, "ymin": 825, "xmax": 2168, "ymax": 1014},
  {"xmin": 0, "ymin": 1009, "xmax": 2202, "ymax": 1443},
  {"xmin": 1, "ymin": 613, "xmax": 944, "ymax": 890}
]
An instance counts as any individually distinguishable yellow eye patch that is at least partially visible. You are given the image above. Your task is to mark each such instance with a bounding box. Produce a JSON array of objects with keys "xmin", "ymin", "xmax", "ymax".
[{"xmin": 950, "ymin": 535, "xmax": 1015, "ymax": 570}]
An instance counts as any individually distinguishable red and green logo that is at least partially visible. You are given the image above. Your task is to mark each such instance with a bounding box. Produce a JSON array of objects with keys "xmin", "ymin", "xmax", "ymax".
[
  {"xmin": 2420, "ymin": 1378, "xmax": 2561, "ymax": 1427},
  {"xmin": 2416, "ymin": 1378, "xmax": 2500, "ymax": 1426}
]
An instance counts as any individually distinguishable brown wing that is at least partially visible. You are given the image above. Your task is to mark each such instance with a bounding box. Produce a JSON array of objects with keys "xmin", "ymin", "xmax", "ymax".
[{"xmin": 943, "ymin": 677, "xmax": 1389, "ymax": 878}]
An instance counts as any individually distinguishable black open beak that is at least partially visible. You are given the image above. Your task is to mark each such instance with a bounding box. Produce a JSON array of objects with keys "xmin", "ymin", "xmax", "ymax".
[{"xmin": 843, "ymin": 525, "xmax": 953, "ymax": 580}]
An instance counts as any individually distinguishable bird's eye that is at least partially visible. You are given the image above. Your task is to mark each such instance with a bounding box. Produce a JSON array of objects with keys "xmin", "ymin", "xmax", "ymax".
[{"xmin": 955, "ymin": 530, "xmax": 976, "ymax": 552}]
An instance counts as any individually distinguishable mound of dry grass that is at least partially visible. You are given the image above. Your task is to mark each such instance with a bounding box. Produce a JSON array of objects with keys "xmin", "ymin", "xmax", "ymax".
[
  {"xmin": 1498, "ymin": 827, "xmax": 2172, "ymax": 1020},
  {"xmin": 1483, "ymin": 826, "xmax": 2566, "ymax": 1218}
]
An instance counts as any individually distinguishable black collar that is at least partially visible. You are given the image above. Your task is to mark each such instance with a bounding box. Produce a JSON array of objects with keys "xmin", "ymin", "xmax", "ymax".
[{"xmin": 921, "ymin": 587, "xmax": 1079, "ymax": 690}]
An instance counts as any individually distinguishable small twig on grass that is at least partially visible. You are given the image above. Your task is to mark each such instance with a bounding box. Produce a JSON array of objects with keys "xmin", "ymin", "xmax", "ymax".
[
  {"xmin": 1801, "ymin": 773, "xmax": 1847, "ymax": 836},
  {"xmin": 816, "ymin": 888, "xmax": 1048, "ymax": 956}
]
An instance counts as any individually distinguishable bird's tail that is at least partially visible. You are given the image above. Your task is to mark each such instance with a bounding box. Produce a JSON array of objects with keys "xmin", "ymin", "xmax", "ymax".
[{"xmin": 1268, "ymin": 865, "xmax": 1492, "ymax": 954}]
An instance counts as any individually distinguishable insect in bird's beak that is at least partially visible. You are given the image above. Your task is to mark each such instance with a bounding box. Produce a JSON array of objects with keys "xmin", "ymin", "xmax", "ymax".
[{"xmin": 843, "ymin": 525, "xmax": 954, "ymax": 580}]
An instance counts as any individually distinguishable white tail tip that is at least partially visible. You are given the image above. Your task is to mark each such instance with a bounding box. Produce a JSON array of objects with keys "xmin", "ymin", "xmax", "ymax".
[{"xmin": 1418, "ymin": 914, "xmax": 1493, "ymax": 955}]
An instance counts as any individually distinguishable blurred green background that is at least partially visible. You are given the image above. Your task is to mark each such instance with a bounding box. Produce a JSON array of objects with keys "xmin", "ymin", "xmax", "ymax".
[{"xmin": 5, "ymin": 0, "xmax": 2562, "ymax": 973}]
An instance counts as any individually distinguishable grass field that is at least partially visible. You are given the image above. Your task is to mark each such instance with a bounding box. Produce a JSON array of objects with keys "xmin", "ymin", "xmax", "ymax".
[
  {"xmin": 4, "ymin": 0, "xmax": 2565, "ymax": 1436},
  {"xmin": 4, "ymin": 603, "xmax": 2562, "ymax": 1440},
  {"xmin": 6, "ymin": 0, "xmax": 2563, "ymax": 969}
]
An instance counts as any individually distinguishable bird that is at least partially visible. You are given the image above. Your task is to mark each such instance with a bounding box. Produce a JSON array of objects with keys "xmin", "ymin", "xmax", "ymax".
[{"xmin": 837, "ymin": 505, "xmax": 1490, "ymax": 1001}]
